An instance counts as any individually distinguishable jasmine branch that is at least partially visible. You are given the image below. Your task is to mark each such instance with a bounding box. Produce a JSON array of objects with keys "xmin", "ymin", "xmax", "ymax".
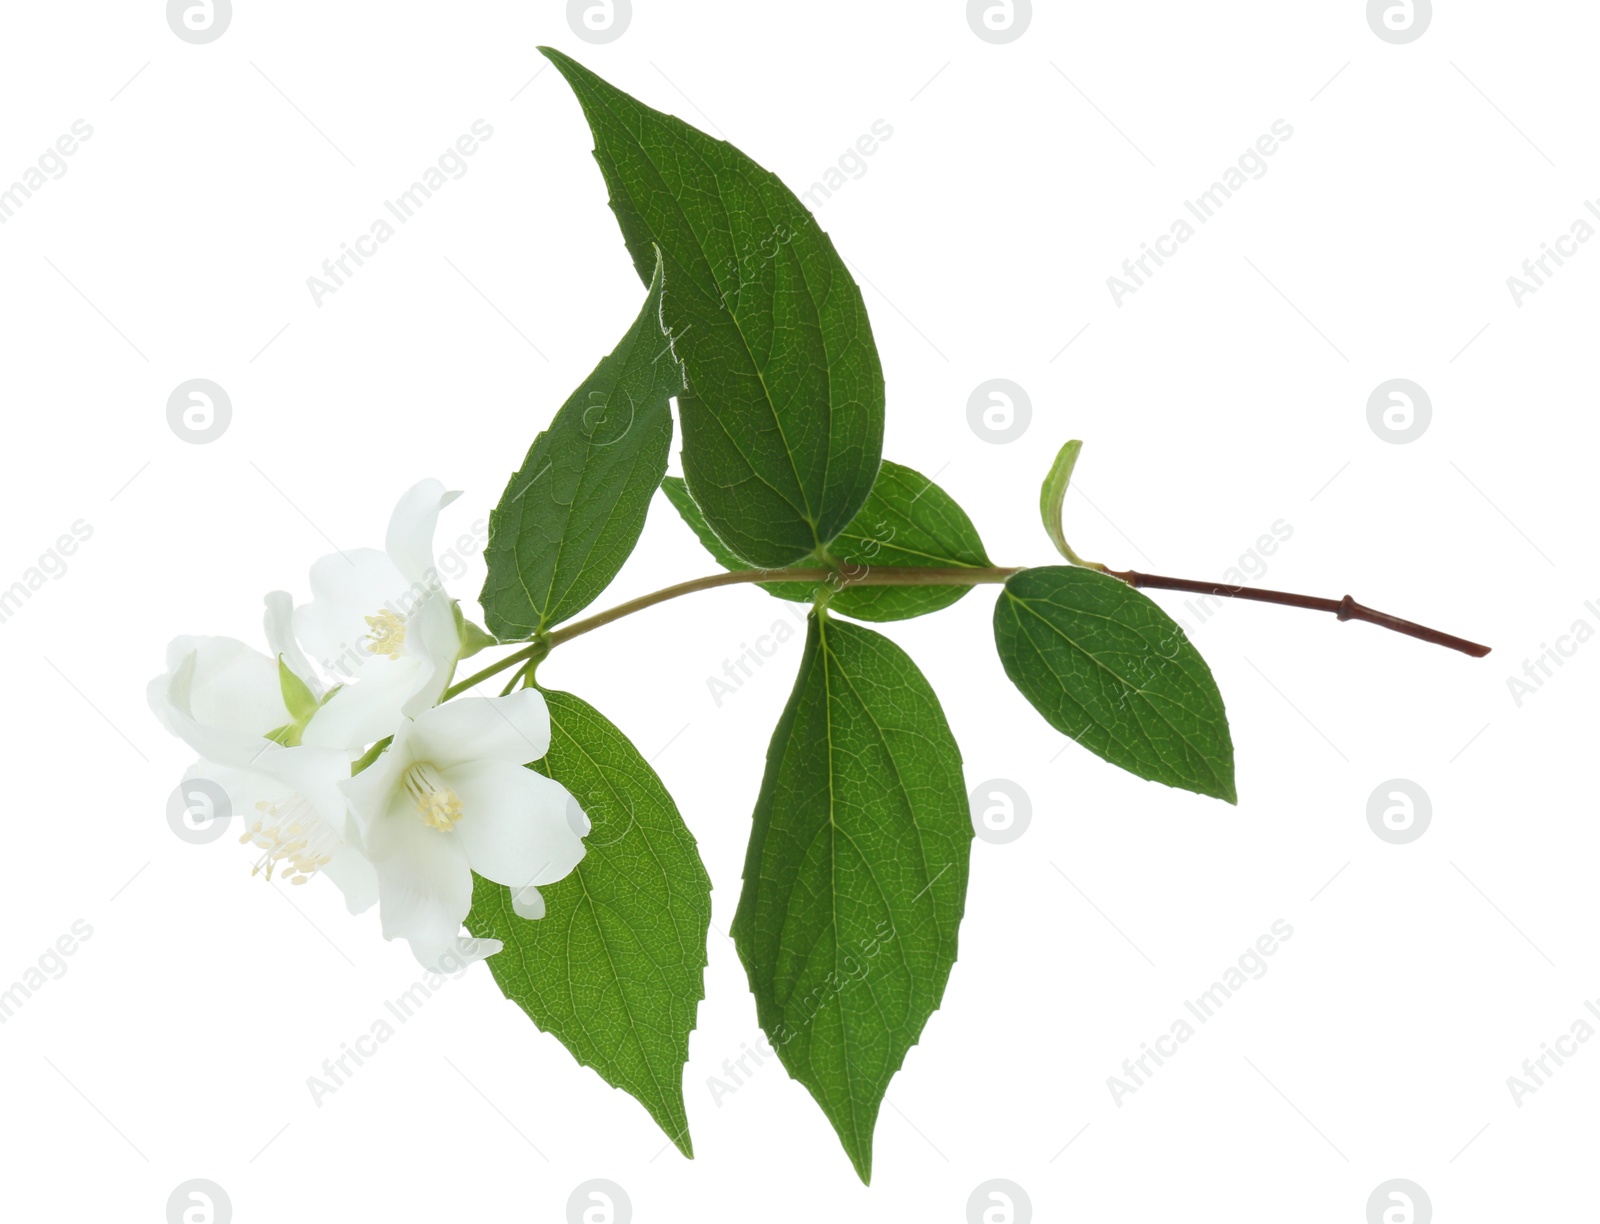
[{"xmin": 442, "ymin": 561, "xmax": 1488, "ymax": 699}]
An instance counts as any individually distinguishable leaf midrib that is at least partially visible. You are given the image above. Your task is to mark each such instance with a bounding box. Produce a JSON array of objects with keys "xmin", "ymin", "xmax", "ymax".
[
  {"xmin": 1005, "ymin": 589, "xmax": 1230, "ymax": 795},
  {"xmin": 583, "ymin": 82, "xmax": 824, "ymax": 550}
]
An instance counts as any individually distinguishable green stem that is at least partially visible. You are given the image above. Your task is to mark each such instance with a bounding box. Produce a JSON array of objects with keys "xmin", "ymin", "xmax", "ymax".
[
  {"xmin": 547, "ymin": 566, "xmax": 1022, "ymax": 649},
  {"xmin": 1058, "ymin": 543, "xmax": 1108, "ymax": 572},
  {"xmin": 441, "ymin": 640, "xmax": 547, "ymax": 700},
  {"xmin": 439, "ymin": 559, "xmax": 1489, "ymax": 700},
  {"xmin": 351, "ymin": 735, "xmax": 392, "ymax": 775},
  {"xmin": 438, "ymin": 566, "xmax": 1022, "ymax": 697}
]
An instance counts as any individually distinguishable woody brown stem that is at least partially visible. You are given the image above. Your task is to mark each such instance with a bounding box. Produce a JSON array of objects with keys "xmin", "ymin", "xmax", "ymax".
[{"xmin": 1103, "ymin": 570, "xmax": 1491, "ymax": 657}]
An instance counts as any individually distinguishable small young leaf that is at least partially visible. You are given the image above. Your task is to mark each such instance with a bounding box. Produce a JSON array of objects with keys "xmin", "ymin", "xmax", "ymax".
[
  {"xmin": 662, "ymin": 461, "xmax": 990, "ymax": 622},
  {"xmin": 1039, "ymin": 439, "xmax": 1084, "ymax": 563},
  {"xmin": 479, "ymin": 250, "xmax": 683, "ymax": 640},
  {"xmin": 733, "ymin": 612, "xmax": 971, "ymax": 1183},
  {"xmin": 542, "ymin": 47, "xmax": 885, "ymax": 570},
  {"xmin": 992, "ymin": 566, "xmax": 1236, "ymax": 802},
  {"xmin": 465, "ymin": 690, "xmax": 711, "ymax": 1156}
]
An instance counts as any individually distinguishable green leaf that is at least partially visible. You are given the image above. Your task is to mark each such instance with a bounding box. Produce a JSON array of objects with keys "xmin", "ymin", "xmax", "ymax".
[
  {"xmin": 1039, "ymin": 439, "xmax": 1083, "ymax": 563},
  {"xmin": 825, "ymin": 461, "xmax": 991, "ymax": 622},
  {"xmin": 465, "ymin": 690, "xmax": 711, "ymax": 1156},
  {"xmin": 659, "ymin": 475, "xmax": 818, "ymax": 603},
  {"xmin": 662, "ymin": 461, "xmax": 991, "ymax": 622},
  {"xmin": 542, "ymin": 47, "xmax": 885, "ymax": 570},
  {"xmin": 1036, "ymin": 439, "xmax": 1108, "ymax": 569},
  {"xmin": 732, "ymin": 612, "xmax": 971, "ymax": 1183},
  {"xmin": 479, "ymin": 250, "xmax": 683, "ymax": 640},
  {"xmin": 992, "ymin": 566, "xmax": 1236, "ymax": 802}
]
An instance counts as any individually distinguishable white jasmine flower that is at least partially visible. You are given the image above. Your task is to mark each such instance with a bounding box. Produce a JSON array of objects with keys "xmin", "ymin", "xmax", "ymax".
[
  {"xmin": 342, "ymin": 689, "xmax": 588, "ymax": 970},
  {"xmin": 152, "ymin": 604, "xmax": 379, "ymax": 913},
  {"xmin": 150, "ymin": 634, "xmax": 299, "ymax": 766},
  {"xmin": 293, "ymin": 479, "xmax": 465, "ymax": 750},
  {"xmin": 150, "ymin": 593, "xmax": 345, "ymax": 764},
  {"xmin": 192, "ymin": 745, "xmax": 379, "ymax": 911}
]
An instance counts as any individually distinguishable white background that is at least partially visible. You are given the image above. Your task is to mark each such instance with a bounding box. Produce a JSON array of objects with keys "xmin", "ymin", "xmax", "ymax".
[{"xmin": 0, "ymin": 2, "xmax": 1593, "ymax": 1220}]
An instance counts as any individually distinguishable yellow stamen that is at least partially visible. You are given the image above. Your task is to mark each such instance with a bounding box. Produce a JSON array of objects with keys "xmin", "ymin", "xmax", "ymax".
[
  {"xmin": 403, "ymin": 762, "xmax": 464, "ymax": 831},
  {"xmin": 362, "ymin": 608, "xmax": 406, "ymax": 659},
  {"xmin": 243, "ymin": 798, "xmax": 337, "ymax": 885}
]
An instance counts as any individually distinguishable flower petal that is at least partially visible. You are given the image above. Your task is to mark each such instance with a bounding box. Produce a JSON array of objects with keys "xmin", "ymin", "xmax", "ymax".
[
  {"xmin": 383, "ymin": 480, "xmax": 461, "ymax": 718},
  {"xmin": 339, "ymin": 727, "xmax": 417, "ymax": 839},
  {"xmin": 445, "ymin": 759, "xmax": 586, "ymax": 890},
  {"xmin": 292, "ymin": 548, "xmax": 409, "ymax": 684},
  {"xmin": 385, "ymin": 478, "xmax": 460, "ymax": 584},
  {"xmin": 398, "ymin": 590, "xmax": 459, "ymax": 719},
  {"xmin": 264, "ymin": 590, "xmax": 322, "ymax": 698},
  {"xmin": 409, "ymin": 933, "xmax": 502, "ymax": 974},
  {"xmin": 411, "ymin": 690, "xmax": 551, "ymax": 771},
  {"xmin": 512, "ymin": 885, "xmax": 545, "ymax": 920},
  {"xmin": 182, "ymin": 758, "xmax": 289, "ymax": 827},
  {"xmin": 321, "ymin": 845, "xmax": 380, "ymax": 915},
  {"xmin": 254, "ymin": 745, "xmax": 359, "ymax": 843},
  {"xmin": 189, "ymin": 753, "xmax": 370, "ymax": 908},
  {"xmin": 149, "ymin": 636, "xmax": 288, "ymax": 765},
  {"xmin": 365, "ymin": 794, "xmax": 474, "ymax": 951},
  {"xmin": 164, "ymin": 636, "xmax": 286, "ymax": 731},
  {"xmin": 301, "ymin": 658, "xmax": 426, "ymax": 751}
]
